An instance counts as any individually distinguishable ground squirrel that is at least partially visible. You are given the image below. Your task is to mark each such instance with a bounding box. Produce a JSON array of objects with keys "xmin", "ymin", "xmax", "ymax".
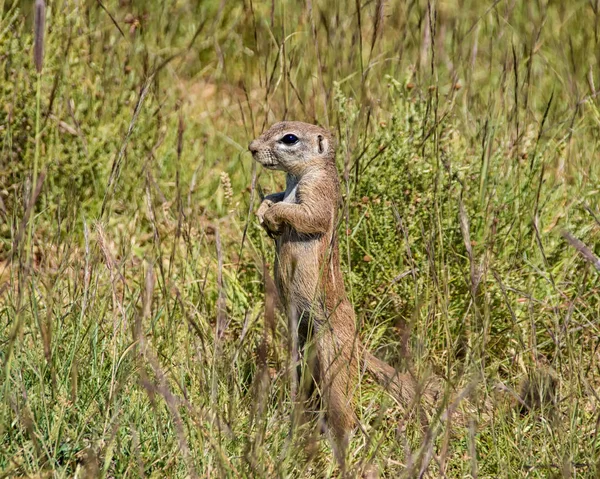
[{"xmin": 249, "ymin": 121, "xmax": 439, "ymax": 460}]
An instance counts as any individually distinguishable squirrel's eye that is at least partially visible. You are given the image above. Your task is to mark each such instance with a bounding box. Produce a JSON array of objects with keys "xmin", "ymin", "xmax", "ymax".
[{"xmin": 280, "ymin": 134, "xmax": 299, "ymax": 145}]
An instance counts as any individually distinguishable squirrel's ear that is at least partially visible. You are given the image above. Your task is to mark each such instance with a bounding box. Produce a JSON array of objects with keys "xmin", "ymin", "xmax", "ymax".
[{"xmin": 317, "ymin": 135, "xmax": 326, "ymax": 154}]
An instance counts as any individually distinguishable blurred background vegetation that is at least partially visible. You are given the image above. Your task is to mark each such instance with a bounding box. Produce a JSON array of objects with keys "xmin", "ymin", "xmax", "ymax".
[{"xmin": 1, "ymin": 0, "xmax": 599, "ymax": 477}]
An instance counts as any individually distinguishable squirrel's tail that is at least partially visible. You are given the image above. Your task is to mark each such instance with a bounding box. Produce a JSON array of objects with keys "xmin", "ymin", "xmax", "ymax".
[
  {"xmin": 362, "ymin": 349, "xmax": 440, "ymax": 410},
  {"xmin": 362, "ymin": 349, "xmax": 478, "ymax": 427}
]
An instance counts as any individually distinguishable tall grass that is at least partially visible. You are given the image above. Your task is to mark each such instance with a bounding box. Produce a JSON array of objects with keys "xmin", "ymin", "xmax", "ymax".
[{"xmin": 1, "ymin": 0, "xmax": 599, "ymax": 477}]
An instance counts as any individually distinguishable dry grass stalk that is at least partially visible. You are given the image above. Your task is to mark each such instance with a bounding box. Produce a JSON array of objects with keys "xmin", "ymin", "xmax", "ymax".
[
  {"xmin": 134, "ymin": 264, "xmax": 200, "ymax": 478},
  {"xmin": 94, "ymin": 222, "xmax": 126, "ymax": 332},
  {"xmin": 561, "ymin": 231, "xmax": 600, "ymax": 272},
  {"xmin": 33, "ymin": 0, "xmax": 45, "ymax": 73}
]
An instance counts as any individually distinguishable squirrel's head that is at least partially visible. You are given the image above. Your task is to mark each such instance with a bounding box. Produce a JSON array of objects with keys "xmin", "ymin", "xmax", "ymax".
[{"xmin": 248, "ymin": 121, "xmax": 335, "ymax": 176}]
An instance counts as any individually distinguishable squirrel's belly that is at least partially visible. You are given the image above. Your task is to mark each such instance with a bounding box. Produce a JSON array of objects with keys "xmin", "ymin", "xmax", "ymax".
[{"xmin": 275, "ymin": 234, "xmax": 322, "ymax": 308}]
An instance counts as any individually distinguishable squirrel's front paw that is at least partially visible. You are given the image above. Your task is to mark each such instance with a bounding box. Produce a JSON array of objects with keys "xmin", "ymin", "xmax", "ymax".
[
  {"xmin": 256, "ymin": 200, "xmax": 272, "ymax": 223},
  {"xmin": 256, "ymin": 199, "xmax": 273, "ymax": 226},
  {"xmin": 262, "ymin": 204, "xmax": 285, "ymax": 236}
]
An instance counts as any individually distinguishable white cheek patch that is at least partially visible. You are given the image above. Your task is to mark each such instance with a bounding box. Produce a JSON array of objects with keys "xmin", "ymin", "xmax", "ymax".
[{"xmin": 279, "ymin": 144, "xmax": 297, "ymax": 152}]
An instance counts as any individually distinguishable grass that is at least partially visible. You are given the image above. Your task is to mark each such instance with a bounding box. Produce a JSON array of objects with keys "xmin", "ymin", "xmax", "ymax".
[{"xmin": 1, "ymin": 0, "xmax": 600, "ymax": 477}]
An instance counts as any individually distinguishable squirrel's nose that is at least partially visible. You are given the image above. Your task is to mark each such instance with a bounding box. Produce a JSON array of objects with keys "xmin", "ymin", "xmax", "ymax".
[{"xmin": 248, "ymin": 140, "xmax": 259, "ymax": 154}]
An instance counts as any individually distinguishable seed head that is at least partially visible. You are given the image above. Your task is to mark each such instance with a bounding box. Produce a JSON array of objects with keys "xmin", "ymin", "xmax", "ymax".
[{"xmin": 34, "ymin": 0, "xmax": 46, "ymax": 73}]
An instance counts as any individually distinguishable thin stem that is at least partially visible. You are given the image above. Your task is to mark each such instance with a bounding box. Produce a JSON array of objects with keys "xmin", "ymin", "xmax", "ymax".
[{"xmin": 27, "ymin": 71, "xmax": 43, "ymax": 264}]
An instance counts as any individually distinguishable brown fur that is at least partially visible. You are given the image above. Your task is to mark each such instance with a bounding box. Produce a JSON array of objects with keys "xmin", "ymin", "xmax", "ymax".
[{"xmin": 249, "ymin": 121, "xmax": 439, "ymax": 458}]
